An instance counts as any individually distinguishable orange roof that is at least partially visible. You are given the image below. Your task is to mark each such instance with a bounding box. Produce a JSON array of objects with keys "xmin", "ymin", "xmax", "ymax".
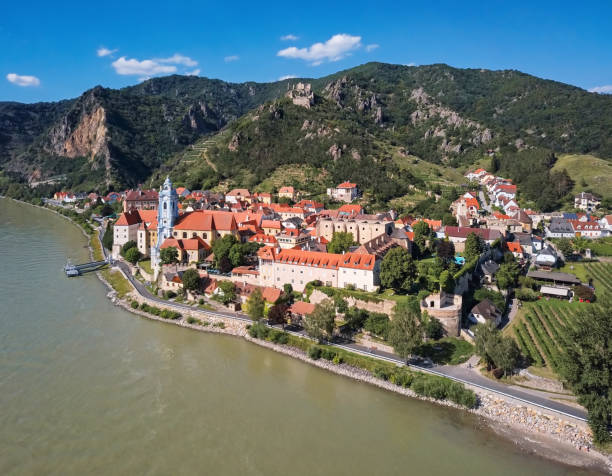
[
  {"xmin": 338, "ymin": 204, "xmax": 363, "ymax": 215},
  {"xmin": 173, "ymin": 211, "xmax": 238, "ymax": 232},
  {"xmin": 465, "ymin": 197, "xmax": 480, "ymax": 209},
  {"xmin": 176, "ymin": 187, "xmax": 186, "ymax": 194},
  {"xmin": 273, "ymin": 249, "xmax": 376, "ymax": 271},
  {"xmin": 261, "ymin": 220, "xmax": 282, "ymax": 229},
  {"xmin": 289, "ymin": 301, "xmax": 316, "ymax": 316},
  {"xmin": 227, "ymin": 188, "xmax": 251, "ymax": 197},
  {"xmin": 278, "ymin": 186, "xmax": 294, "ymax": 194},
  {"xmin": 506, "ymin": 241, "xmax": 522, "ymax": 253},
  {"xmin": 493, "ymin": 212, "xmax": 511, "ymax": 220},
  {"xmin": 115, "ymin": 210, "xmax": 142, "ymax": 226},
  {"xmin": 232, "ymin": 266, "xmax": 259, "ymax": 276},
  {"xmin": 160, "ymin": 237, "xmax": 210, "ymax": 251},
  {"xmin": 257, "ymin": 247, "xmax": 277, "ymax": 260},
  {"xmin": 337, "ymin": 181, "xmax": 357, "ymax": 189},
  {"xmin": 249, "ymin": 233, "xmax": 278, "ymax": 245},
  {"xmin": 262, "ymin": 287, "xmax": 282, "ymax": 303}
]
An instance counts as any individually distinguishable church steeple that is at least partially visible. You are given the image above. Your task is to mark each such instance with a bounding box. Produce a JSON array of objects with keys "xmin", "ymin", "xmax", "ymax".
[{"xmin": 151, "ymin": 176, "xmax": 179, "ymax": 272}]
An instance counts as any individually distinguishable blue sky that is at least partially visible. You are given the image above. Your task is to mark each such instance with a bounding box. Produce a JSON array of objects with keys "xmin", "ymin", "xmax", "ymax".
[{"xmin": 2, "ymin": 0, "xmax": 611, "ymax": 102}]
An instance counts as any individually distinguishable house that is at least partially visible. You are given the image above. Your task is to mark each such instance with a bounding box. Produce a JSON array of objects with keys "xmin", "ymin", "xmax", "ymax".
[
  {"xmin": 570, "ymin": 220, "xmax": 602, "ymax": 239},
  {"xmin": 175, "ymin": 187, "xmax": 191, "ymax": 198},
  {"xmin": 226, "ymin": 189, "xmax": 251, "ymax": 204},
  {"xmin": 249, "ymin": 233, "xmax": 278, "ymax": 247},
  {"xmin": 540, "ymin": 285, "xmax": 571, "ymax": 300},
  {"xmin": 277, "ymin": 229, "xmax": 311, "ymax": 249},
  {"xmin": 257, "ymin": 248, "xmax": 379, "ymax": 292},
  {"xmin": 480, "ymin": 260, "xmax": 500, "ymax": 284},
  {"xmin": 278, "ymin": 186, "xmax": 296, "ymax": 201},
  {"xmin": 599, "ymin": 215, "xmax": 612, "ymax": 236},
  {"xmin": 230, "ymin": 266, "xmax": 260, "ymax": 285},
  {"xmin": 465, "ymin": 168, "xmax": 488, "ymax": 182},
  {"xmin": 113, "ymin": 209, "xmax": 158, "ymax": 258},
  {"xmin": 160, "ymin": 271, "xmax": 183, "ymax": 291},
  {"xmin": 545, "ymin": 218, "xmax": 575, "ymax": 238},
  {"xmin": 261, "ymin": 220, "xmax": 283, "ymax": 236},
  {"xmin": 443, "ymin": 226, "xmax": 502, "ymax": 252},
  {"xmin": 252, "ymin": 192, "xmax": 272, "ymax": 205},
  {"xmin": 534, "ymin": 246, "xmax": 558, "ymax": 268},
  {"xmin": 159, "ymin": 237, "xmax": 211, "ymax": 264},
  {"xmin": 512, "ymin": 209, "xmax": 533, "ymax": 233},
  {"xmin": 327, "ymin": 181, "xmax": 359, "ymax": 203},
  {"xmin": 338, "ymin": 204, "xmax": 363, "ymax": 217},
  {"xmin": 506, "ymin": 241, "xmax": 523, "ymax": 259},
  {"xmin": 289, "ymin": 301, "xmax": 316, "ymax": 324},
  {"xmin": 123, "ymin": 189, "xmax": 159, "ymax": 212},
  {"xmin": 296, "ymin": 200, "xmax": 324, "ymax": 213},
  {"xmin": 469, "ymin": 299, "xmax": 502, "ymax": 327},
  {"xmin": 574, "ymin": 192, "xmax": 601, "ymax": 211}
]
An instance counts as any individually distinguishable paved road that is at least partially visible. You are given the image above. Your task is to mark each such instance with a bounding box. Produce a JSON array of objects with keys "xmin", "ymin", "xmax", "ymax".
[
  {"xmin": 97, "ymin": 228, "xmax": 587, "ymax": 422},
  {"xmin": 478, "ymin": 190, "xmax": 492, "ymax": 213}
]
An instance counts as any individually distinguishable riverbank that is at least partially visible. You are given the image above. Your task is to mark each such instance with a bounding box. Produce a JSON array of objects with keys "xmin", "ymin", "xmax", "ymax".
[{"xmin": 3, "ymin": 197, "xmax": 610, "ymax": 473}]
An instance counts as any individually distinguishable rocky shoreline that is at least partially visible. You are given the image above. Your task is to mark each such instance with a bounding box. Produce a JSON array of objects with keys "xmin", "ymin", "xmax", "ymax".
[{"xmin": 3, "ymin": 198, "xmax": 611, "ymax": 473}]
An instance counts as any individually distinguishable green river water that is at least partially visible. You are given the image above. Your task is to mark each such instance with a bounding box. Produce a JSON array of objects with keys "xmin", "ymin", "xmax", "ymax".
[{"xmin": 0, "ymin": 199, "xmax": 603, "ymax": 475}]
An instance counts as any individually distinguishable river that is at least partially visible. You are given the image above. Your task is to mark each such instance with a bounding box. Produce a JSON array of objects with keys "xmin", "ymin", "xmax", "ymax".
[{"xmin": 0, "ymin": 199, "xmax": 602, "ymax": 475}]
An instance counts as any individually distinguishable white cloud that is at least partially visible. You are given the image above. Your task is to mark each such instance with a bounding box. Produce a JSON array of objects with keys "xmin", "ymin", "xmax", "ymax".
[
  {"xmin": 112, "ymin": 57, "xmax": 177, "ymax": 76},
  {"xmin": 280, "ymin": 34, "xmax": 299, "ymax": 41},
  {"xmin": 111, "ymin": 54, "xmax": 198, "ymax": 78},
  {"xmin": 278, "ymin": 75, "xmax": 297, "ymax": 80},
  {"xmin": 186, "ymin": 69, "xmax": 201, "ymax": 76},
  {"xmin": 589, "ymin": 85, "xmax": 612, "ymax": 94},
  {"xmin": 6, "ymin": 73, "xmax": 40, "ymax": 87},
  {"xmin": 277, "ymin": 33, "xmax": 362, "ymax": 65},
  {"xmin": 365, "ymin": 43, "xmax": 379, "ymax": 52},
  {"xmin": 405, "ymin": 62, "xmax": 416, "ymax": 67},
  {"xmin": 157, "ymin": 54, "xmax": 197, "ymax": 67},
  {"xmin": 97, "ymin": 47, "xmax": 117, "ymax": 57},
  {"xmin": 224, "ymin": 55, "xmax": 239, "ymax": 62}
]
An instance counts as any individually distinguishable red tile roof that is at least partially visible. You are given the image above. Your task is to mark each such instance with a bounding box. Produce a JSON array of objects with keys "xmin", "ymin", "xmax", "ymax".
[
  {"xmin": 249, "ymin": 233, "xmax": 278, "ymax": 245},
  {"xmin": 125, "ymin": 189, "xmax": 158, "ymax": 201},
  {"xmin": 278, "ymin": 186, "xmax": 294, "ymax": 194},
  {"xmin": 289, "ymin": 301, "xmax": 316, "ymax": 316},
  {"xmin": 338, "ymin": 204, "xmax": 363, "ymax": 215},
  {"xmin": 273, "ymin": 249, "xmax": 376, "ymax": 271},
  {"xmin": 173, "ymin": 211, "xmax": 238, "ymax": 231},
  {"xmin": 261, "ymin": 219, "xmax": 282, "ymax": 229},
  {"xmin": 506, "ymin": 241, "xmax": 522, "ymax": 254},
  {"xmin": 444, "ymin": 226, "xmax": 502, "ymax": 241},
  {"xmin": 337, "ymin": 181, "xmax": 357, "ymax": 189}
]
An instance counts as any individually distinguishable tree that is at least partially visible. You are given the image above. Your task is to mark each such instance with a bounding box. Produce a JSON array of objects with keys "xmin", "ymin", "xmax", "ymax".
[
  {"xmin": 436, "ymin": 239, "xmax": 455, "ymax": 266},
  {"xmin": 380, "ymin": 247, "xmax": 418, "ymax": 292},
  {"xmin": 464, "ymin": 233, "xmax": 484, "ymax": 262},
  {"xmin": 438, "ymin": 270, "xmax": 455, "ymax": 293},
  {"xmin": 212, "ymin": 235, "xmax": 241, "ymax": 268},
  {"xmin": 474, "ymin": 322, "xmax": 520, "ymax": 376},
  {"xmin": 423, "ymin": 313, "xmax": 444, "ymax": 340},
  {"xmin": 333, "ymin": 294, "xmax": 348, "ymax": 313},
  {"xmin": 412, "ymin": 221, "xmax": 433, "ymax": 256},
  {"xmin": 121, "ymin": 240, "xmax": 137, "ymax": 257},
  {"xmin": 572, "ymin": 236, "xmax": 589, "ymax": 254},
  {"xmin": 490, "ymin": 155, "xmax": 500, "ymax": 173},
  {"xmin": 217, "ymin": 255, "xmax": 233, "ymax": 274},
  {"xmin": 216, "ymin": 280, "xmax": 236, "ymax": 305},
  {"xmin": 496, "ymin": 261, "xmax": 520, "ymax": 290},
  {"xmin": 246, "ymin": 289, "xmax": 265, "ymax": 320},
  {"xmin": 327, "ymin": 232, "xmax": 356, "ymax": 254},
  {"xmin": 556, "ymin": 238, "xmax": 573, "ymax": 258},
  {"xmin": 181, "ymin": 268, "xmax": 200, "ymax": 292},
  {"xmin": 228, "ymin": 243, "xmax": 244, "ymax": 268},
  {"xmin": 303, "ymin": 299, "xmax": 336, "ymax": 342},
  {"xmin": 102, "ymin": 223, "xmax": 114, "ymax": 250},
  {"xmin": 268, "ymin": 303, "xmax": 289, "ymax": 328},
  {"xmin": 160, "ymin": 246, "xmax": 179, "ymax": 265},
  {"xmin": 100, "ymin": 204, "xmax": 114, "ymax": 217},
  {"xmin": 124, "ymin": 247, "xmax": 141, "ymax": 264},
  {"xmin": 388, "ymin": 303, "xmax": 423, "ymax": 360},
  {"xmin": 283, "ymin": 283, "xmax": 294, "ymax": 305},
  {"xmin": 559, "ymin": 299, "xmax": 612, "ymax": 443},
  {"xmin": 474, "ymin": 288, "xmax": 506, "ymax": 312}
]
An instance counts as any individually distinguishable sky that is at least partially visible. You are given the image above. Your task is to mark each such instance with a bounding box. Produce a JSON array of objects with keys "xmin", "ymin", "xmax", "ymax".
[{"xmin": 2, "ymin": 0, "xmax": 611, "ymax": 103}]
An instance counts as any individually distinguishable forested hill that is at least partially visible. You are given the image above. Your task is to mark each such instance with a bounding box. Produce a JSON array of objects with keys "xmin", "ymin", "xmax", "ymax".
[{"xmin": 1, "ymin": 62, "xmax": 611, "ymax": 203}]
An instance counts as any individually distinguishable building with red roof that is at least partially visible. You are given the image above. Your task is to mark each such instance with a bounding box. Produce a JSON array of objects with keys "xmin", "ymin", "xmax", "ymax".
[
  {"xmin": 123, "ymin": 189, "xmax": 158, "ymax": 212},
  {"xmin": 327, "ymin": 181, "xmax": 359, "ymax": 203}
]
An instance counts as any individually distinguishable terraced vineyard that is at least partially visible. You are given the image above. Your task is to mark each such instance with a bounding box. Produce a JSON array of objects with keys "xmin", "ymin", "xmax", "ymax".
[{"xmin": 508, "ymin": 261, "xmax": 611, "ymax": 374}]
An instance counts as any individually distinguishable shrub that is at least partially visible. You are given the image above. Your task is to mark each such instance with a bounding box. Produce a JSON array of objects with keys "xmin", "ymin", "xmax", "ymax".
[
  {"xmin": 332, "ymin": 354, "xmax": 343, "ymax": 365},
  {"xmin": 373, "ymin": 365, "xmax": 393, "ymax": 381},
  {"xmin": 248, "ymin": 322, "xmax": 269, "ymax": 339},
  {"xmin": 187, "ymin": 317, "xmax": 201, "ymax": 325},
  {"xmin": 164, "ymin": 290, "xmax": 177, "ymax": 299},
  {"xmin": 320, "ymin": 348, "xmax": 338, "ymax": 361},
  {"xmin": 131, "ymin": 301, "xmax": 139, "ymax": 309},
  {"xmin": 198, "ymin": 298, "xmax": 205, "ymax": 305},
  {"xmin": 213, "ymin": 322, "xmax": 225, "ymax": 328},
  {"xmin": 308, "ymin": 346, "xmax": 322, "ymax": 360},
  {"xmin": 390, "ymin": 369, "xmax": 414, "ymax": 387}
]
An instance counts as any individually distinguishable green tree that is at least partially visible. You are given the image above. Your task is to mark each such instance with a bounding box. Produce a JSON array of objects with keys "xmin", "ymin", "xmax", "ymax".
[
  {"xmin": 212, "ymin": 235, "xmax": 241, "ymax": 268},
  {"xmin": 388, "ymin": 303, "xmax": 423, "ymax": 360},
  {"xmin": 464, "ymin": 233, "xmax": 484, "ymax": 262},
  {"xmin": 474, "ymin": 321, "xmax": 500, "ymax": 369},
  {"xmin": 412, "ymin": 221, "xmax": 433, "ymax": 256},
  {"xmin": 327, "ymin": 232, "xmax": 356, "ymax": 254},
  {"xmin": 160, "ymin": 246, "xmax": 179, "ymax": 265},
  {"xmin": 436, "ymin": 239, "xmax": 455, "ymax": 266},
  {"xmin": 303, "ymin": 299, "xmax": 336, "ymax": 342},
  {"xmin": 124, "ymin": 246, "xmax": 141, "ymax": 264},
  {"xmin": 120, "ymin": 240, "xmax": 137, "ymax": 257},
  {"xmin": 496, "ymin": 260, "xmax": 520, "ymax": 290},
  {"xmin": 559, "ymin": 299, "xmax": 612, "ymax": 444},
  {"xmin": 424, "ymin": 314, "xmax": 444, "ymax": 340},
  {"xmin": 181, "ymin": 268, "xmax": 200, "ymax": 292},
  {"xmin": 474, "ymin": 322, "xmax": 520, "ymax": 376},
  {"xmin": 380, "ymin": 247, "xmax": 418, "ymax": 292},
  {"xmin": 246, "ymin": 289, "xmax": 265, "ymax": 320},
  {"xmin": 216, "ymin": 280, "xmax": 236, "ymax": 305},
  {"xmin": 438, "ymin": 270, "xmax": 455, "ymax": 293},
  {"xmin": 102, "ymin": 223, "xmax": 114, "ymax": 250}
]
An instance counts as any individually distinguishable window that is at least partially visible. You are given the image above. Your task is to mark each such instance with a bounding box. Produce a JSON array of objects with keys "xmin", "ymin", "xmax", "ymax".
[{"xmin": 183, "ymin": 232, "xmax": 187, "ymax": 238}]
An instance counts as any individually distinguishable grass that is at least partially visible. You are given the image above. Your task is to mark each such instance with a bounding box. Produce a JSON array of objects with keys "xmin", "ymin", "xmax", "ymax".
[
  {"xmin": 415, "ymin": 337, "xmax": 475, "ymax": 365},
  {"xmin": 101, "ymin": 269, "xmax": 133, "ymax": 298},
  {"xmin": 556, "ymin": 261, "xmax": 589, "ymax": 282},
  {"xmin": 587, "ymin": 237, "xmax": 612, "ymax": 257},
  {"xmin": 91, "ymin": 234, "xmax": 104, "ymax": 261},
  {"xmin": 138, "ymin": 259, "xmax": 152, "ymax": 274},
  {"xmin": 552, "ymin": 153, "xmax": 612, "ymax": 201}
]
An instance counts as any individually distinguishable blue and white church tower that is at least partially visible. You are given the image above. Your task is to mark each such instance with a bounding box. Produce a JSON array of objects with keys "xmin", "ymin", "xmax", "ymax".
[{"xmin": 151, "ymin": 176, "xmax": 179, "ymax": 275}]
